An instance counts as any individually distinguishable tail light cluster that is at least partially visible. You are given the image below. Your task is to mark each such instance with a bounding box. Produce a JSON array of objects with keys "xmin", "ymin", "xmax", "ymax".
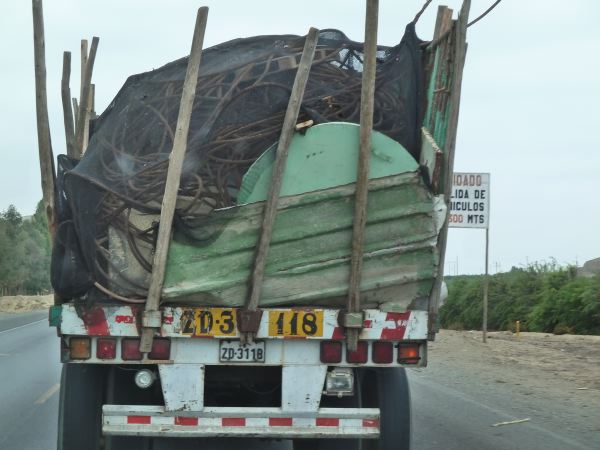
[
  {"xmin": 68, "ymin": 337, "xmax": 171, "ymax": 361},
  {"xmin": 320, "ymin": 341, "xmax": 421, "ymax": 365}
]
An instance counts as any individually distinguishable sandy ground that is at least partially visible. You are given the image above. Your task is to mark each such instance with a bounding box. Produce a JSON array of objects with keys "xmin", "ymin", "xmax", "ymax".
[
  {"xmin": 0, "ymin": 295, "xmax": 53, "ymax": 314},
  {"xmin": 424, "ymin": 330, "xmax": 600, "ymax": 439},
  {"xmin": 432, "ymin": 330, "xmax": 600, "ymax": 392}
]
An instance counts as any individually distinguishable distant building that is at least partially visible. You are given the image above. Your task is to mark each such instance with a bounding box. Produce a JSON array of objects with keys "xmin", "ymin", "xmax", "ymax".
[{"xmin": 577, "ymin": 257, "xmax": 600, "ymax": 278}]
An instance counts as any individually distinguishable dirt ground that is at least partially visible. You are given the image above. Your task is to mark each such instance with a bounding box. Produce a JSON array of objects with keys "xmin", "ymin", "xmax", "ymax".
[
  {"xmin": 0, "ymin": 294, "xmax": 53, "ymax": 313},
  {"xmin": 428, "ymin": 329, "xmax": 600, "ymax": 424}
]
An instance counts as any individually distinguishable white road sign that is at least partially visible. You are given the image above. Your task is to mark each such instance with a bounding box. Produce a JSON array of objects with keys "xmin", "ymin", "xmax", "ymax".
[{"xmin": 449, "ymin": 172, "xmax": 490, "ymax": 229}]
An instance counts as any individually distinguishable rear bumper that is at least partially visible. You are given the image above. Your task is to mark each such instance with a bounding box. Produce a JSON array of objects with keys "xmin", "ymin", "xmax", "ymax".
[{"xmin": 103, "ymin": 405, "xmax": 380, "ymax": 439}]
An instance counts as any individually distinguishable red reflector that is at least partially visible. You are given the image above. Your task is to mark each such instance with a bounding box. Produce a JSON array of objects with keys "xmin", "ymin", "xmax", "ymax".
[
  {"xmin": 149, "ymin": 338, "xmax": 171, "ymax": 360},
  {"xmin": 398, "ymin": 343, "xmax": 420, "ymax": 364},
  {"xmin": 363, "ymin": 419, "xmax": 380, "ymax": 428},
  {"xmin": 222, "ymin": 418, "xmax": 246, "ymax": 426},
  {"xmin": 122, "ymin": 338, "xmax": 142, "ymax": 360},
  {"xmin": 127, "ymin": 415, "xmax": 151, "ymax": 424},
  {"xmin": 175, "ymin": 417, "xmax": 198, "ymax": 426},
  {"xmin": 320, "ymin": 341, "xmax": 342, "ymax": 363},
  {"xmin": 316, "ymin": 418, "xmax": 339, "ymax": 427},
  {"xmin": 372, "ymin": 341, "xmax": 393, "ymax": 364},
  {"xmin": 96, "ymin": 338, "xmax": 116, "ymax": 360},
  {"xmin": 346, "ymin": 341, "xmax": 368, "ymax": 364},
  {"xmin": 269, "ymin": 417, "xmax": 293, "ymax": 426}
]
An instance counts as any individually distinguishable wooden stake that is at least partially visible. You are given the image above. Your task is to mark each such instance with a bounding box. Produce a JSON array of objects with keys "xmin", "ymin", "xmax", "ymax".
[
  {"xmin": 346, "ymin": 0, "xmax": 379, "ymax": 351},
  {"xmin": 241, "ymin": 27, "xmax": 319, "ymax": 342},
  {"xmin": 80, "ymin": 39, "xmax": 88, "ymax": 102},
  {"xmin": 75, "ymin": 36, "xmax": 98, "ymax": 157},
  {"xmin": 31, "ymin": 0, "xmax": 56, "ymax": 238},
  {"xmin": 61, "ymin": 51, "xmax": 76, "ymax": 158},
  {"xmin": 139, "ymin": 7, "xmax": 209, "ymax": 353},
  {"xmin": 72, "ymin": 98, "xmax": 79, "ymax": 129},
  {"xmin": 429, "ymin": 0, "xmax": 471, "ymax": 339}
]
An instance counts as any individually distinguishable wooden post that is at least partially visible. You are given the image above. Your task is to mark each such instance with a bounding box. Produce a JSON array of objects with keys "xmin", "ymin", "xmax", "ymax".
[
  {"xmin": 346, "ymin": 0, "xmax": 379, "ymax": 352},
  {"xmin": 139, "ymin": 7, "xmax": 209, "ymax": 353},
  {"xmin": 241, "ymin": 27, "xmax": 319, "ymax": 342},
  {"xmin": 31, "ymin": 0, "xmax": 56, "ymax": 239},
  {"xmin": 72, "ymin": 98, "xmax": 79, "ymax": 129},
  {"xmin": 482, "ymin": 226, "xmax": 489, "ymax": 343},
  {"xmin": 75, "ymin": 37, "xmax": 99, "ymax": 157},
  {"xmin": 428, "ymin": 0, "xmax": 470, "ymax": 340},
  {"xmin": 61, "ymin": 51, "xmax": 76, "ymax": 158},
  {"xmin": 80, "ymin": 39, "xmax": 88, "ymax": 101}
]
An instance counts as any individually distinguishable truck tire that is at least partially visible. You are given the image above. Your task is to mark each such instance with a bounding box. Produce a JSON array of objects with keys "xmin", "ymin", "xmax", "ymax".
[
  {"xmin": 57, "ymin": 363, "xmax": 106, "ymax": 450},
  {"xmin": 293, "ymin": 368, "xmax": 411, "ymax": 450},
  {"xmin": 361, "ymin": 367, "xmax": 412, "ymax": 450}
]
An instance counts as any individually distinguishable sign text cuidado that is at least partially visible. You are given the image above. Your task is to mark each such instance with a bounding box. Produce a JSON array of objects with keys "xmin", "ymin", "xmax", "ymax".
[{"xmin": 449, "ymin": 172, "xmax": 490, "ymax": 229}]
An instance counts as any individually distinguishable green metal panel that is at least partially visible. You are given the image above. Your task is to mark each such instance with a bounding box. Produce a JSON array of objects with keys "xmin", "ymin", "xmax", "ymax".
[
  {"xmin": 237, "ymin": 122, "xmax": 418, "ymax": 204},
  {"xmin": 49, "ymin": 305, "xmax": 61, "ymax": 328},
  {"xmin": 163, "ymin": 173, "xmax": 440, "ymax": 311}
]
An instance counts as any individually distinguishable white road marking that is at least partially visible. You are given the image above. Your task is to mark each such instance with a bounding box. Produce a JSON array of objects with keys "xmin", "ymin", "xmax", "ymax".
[
  {"xmin": 0, "ymin": 319, "xmax": 46, "ymax": 335},
  {"xmin": 34, "ymin": 383, "xmax": 60, "ymax": 405}
]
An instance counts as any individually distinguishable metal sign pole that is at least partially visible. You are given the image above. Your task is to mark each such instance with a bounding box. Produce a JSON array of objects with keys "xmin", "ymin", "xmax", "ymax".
[{"xmin": 482, "ymin": 226, "xmax": 489, "ymax": 343}]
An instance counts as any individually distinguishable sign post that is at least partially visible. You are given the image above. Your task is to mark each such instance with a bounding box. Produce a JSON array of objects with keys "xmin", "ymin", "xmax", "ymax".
[{"xmin": 448, "ymin": 172, "xmax": 490, "ymax": 343}]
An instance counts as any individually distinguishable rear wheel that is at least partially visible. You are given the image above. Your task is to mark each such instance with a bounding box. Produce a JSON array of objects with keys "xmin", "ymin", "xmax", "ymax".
[
  {"xmin": 57, "ymin": 364, "xmax": 106, "ymax": 450},
  {"xmin": 293, "ymin": 368, "xmax": 411, "ymax": 450},
  {"xmin": 57, "ymin": 364, "xmax": 153, "ymax": 450}
]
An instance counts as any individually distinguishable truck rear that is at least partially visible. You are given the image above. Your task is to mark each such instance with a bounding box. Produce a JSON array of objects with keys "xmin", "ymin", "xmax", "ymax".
[{"xmin": 43, "ymin": 2, "xmax": 471, "ymax": 449}]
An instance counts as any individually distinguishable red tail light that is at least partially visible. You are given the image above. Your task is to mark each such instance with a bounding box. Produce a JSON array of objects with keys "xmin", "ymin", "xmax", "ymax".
[
  {"xmin": 398, "ymin": 343, "xmax": 420, "ymax": 364},
  {"xmin": 320, "ymin": 341, "xmax": 342, "ymax": 363},
  {"xmin": 372, "ymin": 341, "xmax": 393, "ymax": 364},
  {"xmin": 96, "ymin": 338, "xmax": 116, "ymax": 359},
  {"xmin": 149, "ymin": 338, "xmax": 171, "ymax": 360},
  {"xmin": 122, "ymin": 338, "xmax": 143, "ymax": 360},
  {"xmin": 346, "ymin": 341, "xmax": 368, "ymax": 364}
]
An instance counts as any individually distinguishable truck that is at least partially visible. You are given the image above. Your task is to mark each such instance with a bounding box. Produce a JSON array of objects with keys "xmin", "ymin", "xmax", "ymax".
[{"xmin": 32, "ymin": 1, "xmax": 471, "ymax": 449}]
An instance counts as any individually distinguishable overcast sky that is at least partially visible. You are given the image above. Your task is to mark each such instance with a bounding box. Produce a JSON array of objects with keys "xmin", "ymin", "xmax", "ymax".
[{"xmin": 1, "ymin": 0, "xmax": 599, "ymax": 275}]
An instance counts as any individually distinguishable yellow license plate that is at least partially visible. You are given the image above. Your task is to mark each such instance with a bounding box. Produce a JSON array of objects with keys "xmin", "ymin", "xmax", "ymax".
[
  {"xmin": 268, "ymin": 310, "xmax": 324, "ymax": 337},
  {"xmin": 181, "ymin": 308, "xmax": 237, "ymax": 337}
]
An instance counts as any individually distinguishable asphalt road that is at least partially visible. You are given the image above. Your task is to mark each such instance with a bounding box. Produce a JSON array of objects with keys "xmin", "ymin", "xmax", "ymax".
[{"xmin": 0, "ymin": 312, "xmax": 596, "ymax": 450}]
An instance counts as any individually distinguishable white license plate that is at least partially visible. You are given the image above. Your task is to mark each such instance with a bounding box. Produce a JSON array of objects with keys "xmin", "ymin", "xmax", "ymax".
[{"xmin": 219, "ymin": 340, "xmax": 266, "ymax": 363}]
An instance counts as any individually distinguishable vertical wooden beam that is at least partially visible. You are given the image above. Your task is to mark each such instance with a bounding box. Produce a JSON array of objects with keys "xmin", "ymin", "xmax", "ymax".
[
  {"xmin": 428, "ymin": 0, "xmax": 471, "ymax": 340},
  {"xmin": 139, "ymin": 7, "xmax": 209, "ymax": 353},
  {"xmin": 31, "ymin": 0, "xmax": 56, "ymax": 238},
  {"xmin": 75, "ymin": 37, "xmax": 98, "ymax": 157},
  {"xmin": 72, "ymin": 98, "xmax": 79, "ymax": 129},
  {"xmin": 240, "ymin": 27, "xmax": 319, "ymax": 342},
  {"xmin": 61, "ymin": 51, "xmax": 76, "ymax": 158},
  {"xmin": 90, "ymin": 83, "xmax": 96, "ymax": 119},
  {"xmin": 345, "ymin": 0, "xmax": 379, "ymax": 351},
  {"xmin": 80, "ymin": 39, "xmax": 88, "ymax": 101}
]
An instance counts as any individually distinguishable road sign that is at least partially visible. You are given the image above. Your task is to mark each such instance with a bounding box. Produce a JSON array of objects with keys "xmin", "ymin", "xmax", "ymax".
[{"xmin": 448, "ymin": 172, "xmax": 490, "ymax": 229}]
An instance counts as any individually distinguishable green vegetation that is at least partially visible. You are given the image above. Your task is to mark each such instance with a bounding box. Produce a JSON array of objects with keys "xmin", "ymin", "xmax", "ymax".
[
  {"xmin": 0, "ymin": 202, "xmax": 52, "ymax": 295},
  {"xmin": 440, "ymin": 262, "xmax": 600, "ymax": 335}
]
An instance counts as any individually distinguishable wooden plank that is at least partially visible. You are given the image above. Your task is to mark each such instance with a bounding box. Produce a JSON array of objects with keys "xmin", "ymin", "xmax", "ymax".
[
  {"xmin": 139, "ymin": 7, "xmax": 209, "ymax": 353},
  {"xmin": 347, "ymin": 0, "xmax": 379, "ymax": 350},
  {"xmin": 72, "ymin": 97, "xmax": 79, "ymax": 129},
  {"xmin": 31, "ymin": 0, "xmax": 56, "ymax": 238},
  {"xmin": 61, "ymin": 51, "xmax": 76, "ymax": 157},
  {"xmin": 75, "ymin": 36, "xmax": 98, "ymax": 157},
  {"xmin": 80, "ymin": 39, "xmax": 88, "ymax": 102},
  {"xmin": 245, "ymin": 27, "xmax": 319, "ymax": 327},
  {"xmin": 429, "ymin": 0, "xmax": 471, "ymax": 340},
  {"xmin": 420, "ymin": 127, "xmax": 443, "ymax": 192}
]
